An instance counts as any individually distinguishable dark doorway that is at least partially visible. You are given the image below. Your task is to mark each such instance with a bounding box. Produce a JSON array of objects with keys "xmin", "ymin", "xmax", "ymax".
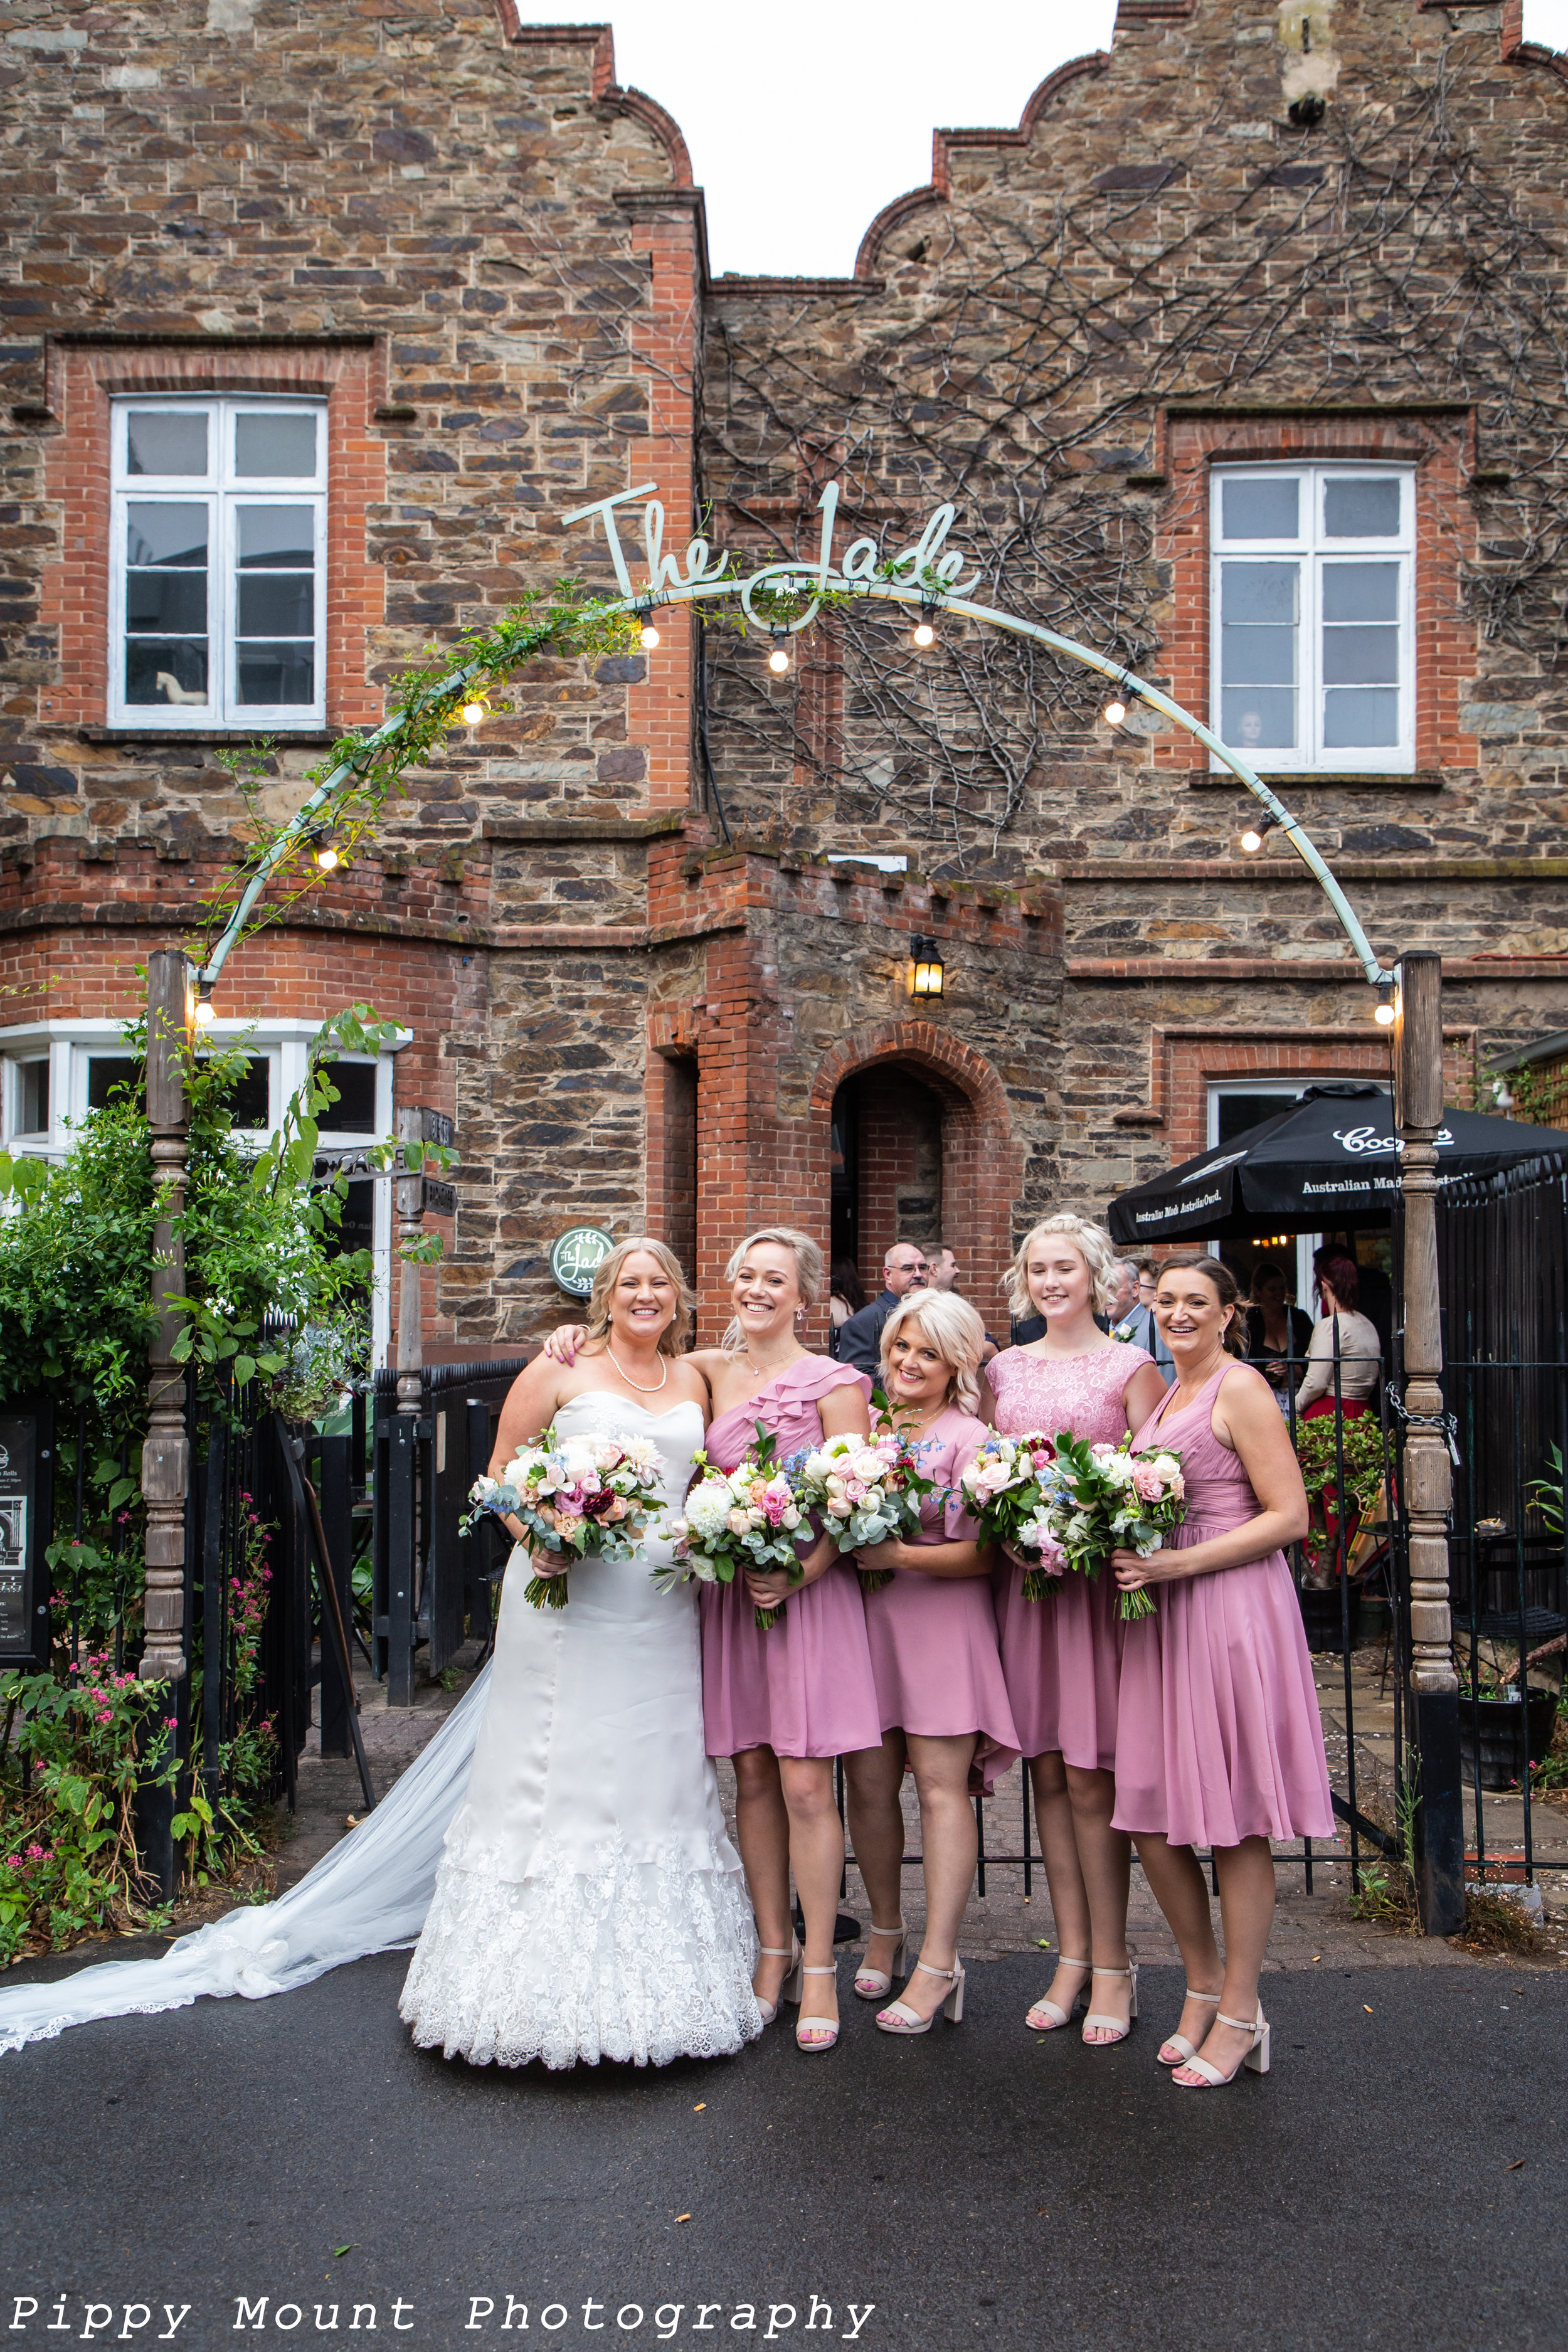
[
  {"xmin": 659, "ymin": 1054, "xmax": 699, "ymax": 1293},
  {"xmin": 830, "ymin": 1079, "xmax": 859, "ymax": 1273}
]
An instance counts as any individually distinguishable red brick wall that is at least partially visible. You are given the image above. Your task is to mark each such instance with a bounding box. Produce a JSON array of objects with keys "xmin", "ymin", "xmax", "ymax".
[{"xmin": 854, "ymin": 1065, "xmax": 945, "ymax": 1278}]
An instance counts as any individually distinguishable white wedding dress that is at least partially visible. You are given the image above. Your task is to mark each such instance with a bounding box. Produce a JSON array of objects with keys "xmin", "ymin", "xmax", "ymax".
[
  {"xmin": 400, "ymin": 1393, "xmax": 760, "ymax": 2067},
  {"xmin": 0, "ymin": 1392, "xmax": 760, "ymax": 2071}
]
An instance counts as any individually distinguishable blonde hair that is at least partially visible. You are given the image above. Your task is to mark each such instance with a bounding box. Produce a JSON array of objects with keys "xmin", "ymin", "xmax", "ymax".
[
  {"xmin": 1007, "ymin": 1213, "xmax": 1120, "ymax": 1320},
  {"xmin": 879, "ymin": 1290, "xmax": 987, "ymax": 1416},
  {"xmin": 581, "ymin": 1237, "xmax": 693, "ymax": 1357},
  {"xmin": 720, "ymin": 1226, "xmax": 825, "ymax": 1356}
]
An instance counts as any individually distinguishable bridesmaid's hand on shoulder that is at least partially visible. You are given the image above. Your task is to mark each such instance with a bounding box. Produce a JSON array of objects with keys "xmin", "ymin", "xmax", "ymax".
[{"xmin": 539, "ymin": 1323, "xmax": 586, "ymax": 1365}]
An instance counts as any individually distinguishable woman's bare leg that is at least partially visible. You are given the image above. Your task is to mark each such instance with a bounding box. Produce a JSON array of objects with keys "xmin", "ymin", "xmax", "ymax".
[
  {"xmin": 733, "ymin": 1744, "xmax": 793, "ymax": 2011},
  {"xmin": 842, "ymin": 1735, "xmax": 908, "ymax": 1987},
  {"xmin": 1025, "ymin": 1749, "xmax": 1093, "ymax": 2026}
]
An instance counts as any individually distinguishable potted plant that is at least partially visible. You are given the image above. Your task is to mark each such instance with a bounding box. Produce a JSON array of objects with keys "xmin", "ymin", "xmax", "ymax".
[
  {"xmin": 1292, "ymin": 1415, "xmax": 1389, "ymax": 1651},
  {"xmin": 1458, "ymin": 1663, "xmax": 1560, "ymax": 1793}
]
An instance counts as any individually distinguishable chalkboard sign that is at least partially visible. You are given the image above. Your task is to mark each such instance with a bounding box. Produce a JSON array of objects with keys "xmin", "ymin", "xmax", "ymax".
[{"xmin": 0, "ymin": 1402, "xmax": 53, "ymax": 1670}]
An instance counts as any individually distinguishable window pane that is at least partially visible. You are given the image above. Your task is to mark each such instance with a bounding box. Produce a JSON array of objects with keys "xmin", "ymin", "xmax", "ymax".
[
  {"xmin": 314, "ymin": 1062, "xmax": 378, "ymax": 1133},
  {"xmin": 1221, "ymin": 623, "xmax": 1296, "ymax": 686},
  {"xmin": 125, "ymin": 638, "xmax": 209, "ymax": 706},
  {"xmin": 87, "ymin": 1056, "xmax": 142, "ymax": 1111},
  {"xmin": 1221, "ymin": 561, "xmax": 1298, "ymax": 625},
  {"xmin": 125, "ymin": 411, "xmax": 208, "ymax": 477},
  {"xmin": 126, "ymin": 568, "xmax": 207, "ymax": 633},
  {"xmin": 1325, "ymin": 688, "xmax": 1399, "ymax": 748},
  {"xmin": 237, "ymin": 571, "xmax": 315, "ymax": 636},
  {"xmin": 1216, "ymin": 1092, "xmax": 1298, "ymax": 1147},
  {"xmin": 236, "ymin": 505, "xmax": 313, "ymax": 568},
  {"xmin": 1325, "ymin": 478, "xmax": 1401, "ymax": 538},
  {"xmin": 1221, "ymin": 687, "xmax": 1297, "ymax": 750},
  {"xmin": 1323, "ymin": 624, "xmax": 1399, "ymax": 685},
  {"xmin": 198, "ymin": 1053, "xmax": 270, "ymax": 1128},
  {"xmin": 236, "ymin": 642, "xmax": 315, "ymax": 706},
  {"xmin": 1221, "ymin": 477, "xmax": 1299, "ymax": 539},
  {"xmin": 235, "ymin": 412, "xmax": 317, "ymax": 477},
  {"xmin": 1323, "ymin": 562, "xmax": 1398, "ymax": 623},
  {"xmin": 16, "ymin": 1061, "xmax": 48, "ymax": 1134},
  {"xmin": 127, "ymin": 503, "xmax": 208, "ymax": 568}
]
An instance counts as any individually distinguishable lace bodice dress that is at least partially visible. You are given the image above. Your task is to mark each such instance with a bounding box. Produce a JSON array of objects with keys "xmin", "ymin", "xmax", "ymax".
[
  {"xmin": 399, "ymin": 1393, "xmax": 762, "ymax": 2069},
  {"xmin": 987, "ymin": 1343, "xmax": 1153, "ymax": 1772}
]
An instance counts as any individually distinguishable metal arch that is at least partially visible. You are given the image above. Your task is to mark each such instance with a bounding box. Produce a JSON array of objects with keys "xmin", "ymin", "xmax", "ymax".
[{"xmin": 198, "ymin": 579, "xmax": 1394, "ymax": 990}]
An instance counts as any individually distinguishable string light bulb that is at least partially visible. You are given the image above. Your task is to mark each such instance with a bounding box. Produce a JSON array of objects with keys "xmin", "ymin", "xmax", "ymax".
[
  {"xmin": 1103, "ymin": 697, "xmax": 1127, "ymax": 727},
  {"xmin": 315, "ymin": 843, "xmax": 341, "ymax": 873},
  {"xmin": 768, "ymin": 644, "xmax": 791, "ymax": 676},
  {"xmin": 1374, "ymin": 985, "xmax": 1397, "ymax": 1027},
  {"xmin": 460, "ymin": 699, "xmax": 486, "ymax": 726},
  {"xmin": 913, "ymin": 618, "xmax": 936, "ymax": 649},
  {"xmin": 639, "ymin": 621, "xmax": 660, "ymax": 650},
  {"xmin": 1241, "ymin": 826, "xmax": 1264, "ymax": 854},
  {"xmin": 193, "ymin": 997, "xmax": 215, "ymax": 1028}
]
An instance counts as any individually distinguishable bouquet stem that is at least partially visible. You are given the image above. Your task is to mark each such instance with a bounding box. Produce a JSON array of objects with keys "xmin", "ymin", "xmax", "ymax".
[
  {"xmin": 857, "ymin": 1567, "xmax": 896, "ymax": 1596},
  {"xmin": 1019, "ymin": 1564, "xmax": 1061, "ymax": 1603},
  {"xmin": 1118, "ymin": 1584, "xmax": 1158, "ymax": 1622},
  {"xmin": 754, "ymin": 1602, "xmax": 783, "ymax": 1633},
  {"xmin": 524, "ymin": 1573, "xmax": 571, "ymax": 1611}
]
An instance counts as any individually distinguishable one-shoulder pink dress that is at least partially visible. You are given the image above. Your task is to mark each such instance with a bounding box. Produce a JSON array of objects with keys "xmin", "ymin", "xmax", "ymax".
[
  {"xmin": 861, "ymin": 1406, "xmax": 1020, "ymax": 1795},
  {"xmin": 700, "ymin": 1357, "xmax": 884, "ymax": 1762},
  {"xmin": 1112, "ymin": 1362, "xmax": 1335, "ymax": 1848},
  {"xmin": 987, "ymin": 1343, "xmax": 1154, "ymax": 1773}
]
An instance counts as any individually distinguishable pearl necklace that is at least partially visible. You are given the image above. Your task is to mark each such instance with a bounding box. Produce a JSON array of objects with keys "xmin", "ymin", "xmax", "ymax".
[{"xmin": 605, "ymin": 1344, "xmax": 668, "ymax": 1394}]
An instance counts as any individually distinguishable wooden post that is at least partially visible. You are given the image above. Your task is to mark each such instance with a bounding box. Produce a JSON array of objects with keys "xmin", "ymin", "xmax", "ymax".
[
  {"xmin": 1394, "ymin": 950, "xmax": 1465, "ymax": 1934},
  {"xmin": 394, "ymin": 1104, "xmax": 425, "ymax": 1418},
  {"xmin": 140, "ymin": 948, "xmax": 193, "ymax": 1687}
]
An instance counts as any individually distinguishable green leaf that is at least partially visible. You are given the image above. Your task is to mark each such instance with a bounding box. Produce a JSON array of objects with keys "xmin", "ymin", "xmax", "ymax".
[{"xmin": 232, "ymin": 1355, "xmax": 256, "ymax": 1387}]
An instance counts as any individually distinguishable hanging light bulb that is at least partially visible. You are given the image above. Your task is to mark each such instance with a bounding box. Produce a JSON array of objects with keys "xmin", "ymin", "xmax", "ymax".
[
  {"xmin": 1103, "ymin": 697, "xmax": 1127, "ymax": 727},
  {"xmin": 315, "ymin": 843, "xmax": 341, "ymax": 873},
  {"xmin": 460, "ymin": 699, "xmax": 486, "ymax": 726},
  {"xmin": 194, "ymin": 980, "xmax": 216, "ymax": 1027},
  {"xmin": 640, "ymin": 621, "xmax": 660, "ymax": 650},
  {"xmin": 1374, "ymin": 985, "xmax": 1397, "ymax": 1027},
  {"xmin": 1241, "ymin": 827, "xmax": 1264, "ymax": 854},
  {"xmin": 768, "ymin": 644, "xmax": 791, "ymax": 676},
  {"xmin": 913, "ymin": 617, "xmax": 936, "ymax": 649}
]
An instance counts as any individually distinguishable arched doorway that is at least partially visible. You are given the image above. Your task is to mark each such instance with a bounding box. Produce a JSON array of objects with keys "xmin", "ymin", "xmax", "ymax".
[
  {"xmin": 814, "ymin": 1024, "xmax": 1019, "ymax": 1332},
  {"xmin": 830, "ymin": 1065, "xmax": 946, "ymax": 1280}
]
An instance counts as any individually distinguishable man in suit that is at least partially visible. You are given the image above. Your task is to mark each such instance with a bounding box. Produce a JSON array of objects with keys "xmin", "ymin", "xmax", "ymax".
[
  {"xmin": 1111, "ymin": 1256, "xmax": 1176, "ymax": 1387},
  {"xmin": 837, "ymin": 1239, "xmax": 930, "ymax": 1379}
]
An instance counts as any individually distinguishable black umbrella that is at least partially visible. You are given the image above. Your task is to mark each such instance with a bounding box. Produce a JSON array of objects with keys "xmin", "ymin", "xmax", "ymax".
[{"xmin": 1106, "ymin": 1084, "xmax": 1568, "ymax": 1246}]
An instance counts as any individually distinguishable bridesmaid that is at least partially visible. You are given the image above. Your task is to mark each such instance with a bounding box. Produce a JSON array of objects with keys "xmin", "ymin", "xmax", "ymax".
[
  {"xmin": 1112, "ymin": 1253, "xmax": 1330, "ymax": 2089},
  {"xmin": 982, "ymin": 1214, "xmax": 1167, "ymax": 2047},
  {"xmin": 540, "ymin": 1227, "xmax": 881, "ymax": 2054},
  {"xmin": 841, "ymin": 1291, "xmax": 1020, "ymax": 2037}
]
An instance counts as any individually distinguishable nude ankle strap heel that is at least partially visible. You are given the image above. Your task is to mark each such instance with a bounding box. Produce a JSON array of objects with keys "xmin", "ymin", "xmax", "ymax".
[
  {"xmin": 1081, "ymin": 1963, "xmax": 1138, "ymax": 2047},
  {"xmin": 753, "ymin": 1940, "xmax": 802, "ymax": 2026},
  {"xmin": 1173, "ymin": 2008, "xmax": 1270, "ymax": 2088},
  {"xmin": 1025, "ymin": 1956, "xmax": 1089, "ymax": 2033},
  {"xmin": 854, "ymin": 1922, "xmax": 908, "ymax": 2001},
  {"xmin": 795, "ymin": 1963, "xmax": 840, "ymax": 2052},
  {"xmin": 876, "ymin": 1959, "xmax": 965, "ymax": 2036},
  {"xmin": 1158, "ymin": 1986, "xmax": 1222, "ymax": 2068}
]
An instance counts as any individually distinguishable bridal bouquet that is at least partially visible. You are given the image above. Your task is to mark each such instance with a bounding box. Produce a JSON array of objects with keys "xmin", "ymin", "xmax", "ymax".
[
  {"xmin": 463, "ymin": 1428, "xmax": 665, "ymax": 1610},
  {"xmin": 659, "ymin": 1425, "xmax": 807, "ymax": 1630},
  {"xmin": 1043, "ymin": 1434, "xmax": 1187, "ymax": 1621},
  {"xmin": 789, "ymin": 1422, "xmax": 940, "ymax": 1594},
  {"xmin": 958, "ymin": 1433, "xmax": 1071, "ymax": 1601}
]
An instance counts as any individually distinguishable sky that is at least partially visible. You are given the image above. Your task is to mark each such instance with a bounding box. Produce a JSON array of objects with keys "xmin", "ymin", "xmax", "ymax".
[{"xmin": 534, "ymin": 0, "xmax": 1568, "ymax": 278}]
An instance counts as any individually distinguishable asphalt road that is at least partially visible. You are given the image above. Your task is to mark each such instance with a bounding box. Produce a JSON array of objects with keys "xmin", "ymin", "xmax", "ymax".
[{"xmin": 0, "ymin": 1951, "xmax": 1562, "ymax": 2352}]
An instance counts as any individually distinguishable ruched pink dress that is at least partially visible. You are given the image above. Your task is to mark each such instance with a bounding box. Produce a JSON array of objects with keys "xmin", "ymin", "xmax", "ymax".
[
  {"xmin": 987, "ymin": 1343, "xmax": 1154, "ymax": 1773},
  {"xmin": 1112, "ymin": 1362, "xmax": 1334, "ymax": 1848},
  {"xmin": 699, "ymin": 1357, "xmax": 884, "ymax": 1762},
  {"xmin": 861, "ymin": 1406, "xmax": 1021, "ymax": 1795}
]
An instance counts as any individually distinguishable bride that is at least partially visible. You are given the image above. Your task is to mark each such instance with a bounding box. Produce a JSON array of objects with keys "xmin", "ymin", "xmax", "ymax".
[
  {"xmin": 400, "ymin": 1236, "xmax": 761, "ymax": 2067},
  {"xmin": 0, "ymin": 1238, "xmax": 760, "ymax": 2070}
]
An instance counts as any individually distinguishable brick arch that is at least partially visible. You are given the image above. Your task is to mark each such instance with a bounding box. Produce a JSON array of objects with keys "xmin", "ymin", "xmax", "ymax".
[{"xmin": 811, "ymin": 1023, "xmax": 1020, "ymax": 1337}]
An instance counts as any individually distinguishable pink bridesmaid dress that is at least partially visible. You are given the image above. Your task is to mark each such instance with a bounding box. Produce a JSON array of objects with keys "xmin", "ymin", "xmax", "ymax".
[
  {"xmin": 861, "ymin": 1406, "xmax": 1020, "ymax": 1794},
  {"xmin": 1112, "ymin": 1362, "xmax": 1335, "ymax": 1848},
  {"xmin": 700, "ymin": 1357, "xmax": 884, "ymax": 1761},
  {"xmin": 987, "ymin": 1344, "xmax": 1154, "ymax": 1772}
]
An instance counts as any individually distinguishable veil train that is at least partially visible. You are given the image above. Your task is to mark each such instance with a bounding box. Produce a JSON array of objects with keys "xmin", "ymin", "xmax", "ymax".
[{"xmin": 0, "ymin": 1664, "xmax": 491, "ymax": 2056}]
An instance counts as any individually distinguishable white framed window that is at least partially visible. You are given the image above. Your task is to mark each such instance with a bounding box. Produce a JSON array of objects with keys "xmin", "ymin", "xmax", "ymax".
[
  {"xmin": 0, "ymin": 1020, "xmax": 406, "ymax": 1367},
  {"xmin": 1209, "ymin": 462, "xmax": 1416, "ymax": 774},
  {"xmin": 109, "ymin": 396, "xmax": 327, "ymax": 729}
]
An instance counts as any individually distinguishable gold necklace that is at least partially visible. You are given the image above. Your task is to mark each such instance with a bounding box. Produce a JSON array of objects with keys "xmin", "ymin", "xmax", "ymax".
[{"xmin": 605, "ymin": 1344, "xmax": 668, "ymax": 1394}]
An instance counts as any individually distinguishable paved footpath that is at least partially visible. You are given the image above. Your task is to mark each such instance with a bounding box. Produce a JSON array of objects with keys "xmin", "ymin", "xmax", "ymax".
[
  {"xmin": 0, "ymin": 1947, "xmax": 1564, "ymax": 2352},
  {"xmin": 4, "ymin": 1659, "xmax": 1565, "ymax": 2352}
]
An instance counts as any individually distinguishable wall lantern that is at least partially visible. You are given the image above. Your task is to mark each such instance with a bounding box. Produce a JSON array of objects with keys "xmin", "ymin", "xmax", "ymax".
[{"xmin": 908, "ymin": 936, "xmax": 945, "ymax": 1000}]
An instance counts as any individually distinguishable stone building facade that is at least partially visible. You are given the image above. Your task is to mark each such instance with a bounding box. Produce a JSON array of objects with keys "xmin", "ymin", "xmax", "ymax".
[{"xmin": 3, "ymin": 0, "xmax": 1567, "ymax": 1355}]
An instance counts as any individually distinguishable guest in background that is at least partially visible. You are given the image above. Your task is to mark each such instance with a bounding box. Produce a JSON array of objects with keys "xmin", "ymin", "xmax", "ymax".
[
  {"xmin": 1296, "ymin": 1250, "xmax": 1381, "ymax": 1421},
  {"xmin": 1244, "ymin": 1258, "xmax": 1315, "ymax": 1397},
  {"xmin": 837, "ymin": 1240, "xmax": 929, "ymax": 1380},
  {"xmin": 829, "ymin": 1257, "xmax": 866, "ymax": 1360},
  {"xmin": 927, "ymin": 1243, "xmax": 1000, "ymax": 1364},
  {"xmin": 1108, "ymin": 1260, "xmax": 1140, "ymax": 1323},
  {"xmin": 1111, "ymin": 1256, "xmax": 1176, "ymax": 1388}
]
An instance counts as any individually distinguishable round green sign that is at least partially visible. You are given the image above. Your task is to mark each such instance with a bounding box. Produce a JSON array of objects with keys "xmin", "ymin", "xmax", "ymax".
[{"xmin": 549, "ymin": 1224, "xmax": 615, "ymax": 1299}]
